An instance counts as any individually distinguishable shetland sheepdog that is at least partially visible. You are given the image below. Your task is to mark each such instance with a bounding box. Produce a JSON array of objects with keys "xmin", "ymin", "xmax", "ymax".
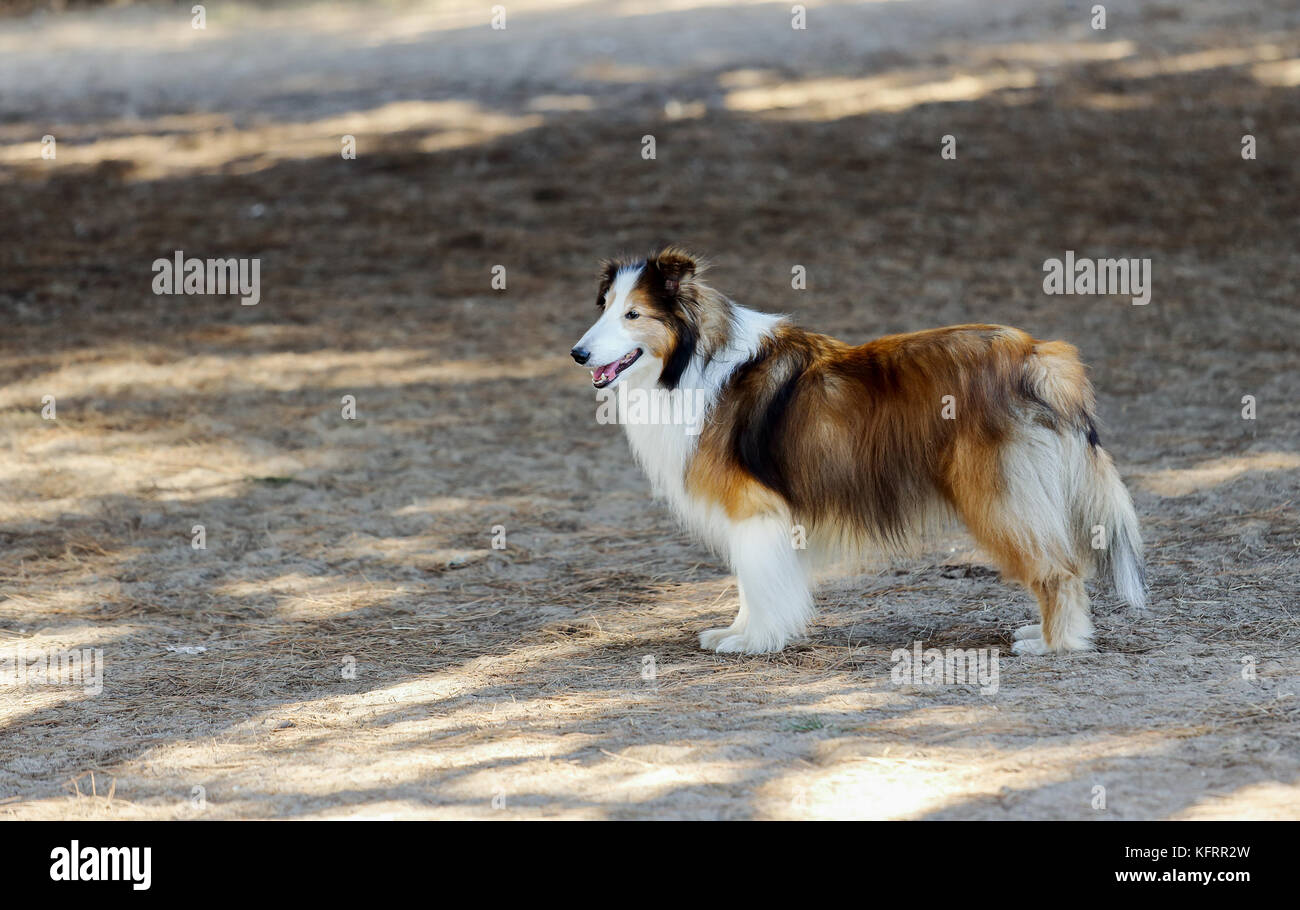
[{"xmin": 571, "ymin": 247, "xmax": 1145, "ymax": 656}]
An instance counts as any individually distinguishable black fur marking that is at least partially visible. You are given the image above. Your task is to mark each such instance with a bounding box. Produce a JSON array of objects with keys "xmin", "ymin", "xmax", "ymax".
[
  {"xmin": 732, "ymin": 353, "xmax": 801, "ymax": 498},
  {"xmin": 1086, "ymin": 417, "xmax": 1100, "ymax": 449},
  {"xmin": 658, "ymin": 317, "xmax": 697, "ymax": 390}
]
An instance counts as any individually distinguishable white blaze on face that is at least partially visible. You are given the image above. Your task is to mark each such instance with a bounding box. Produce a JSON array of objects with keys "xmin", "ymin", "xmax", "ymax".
[{"xmin": 574, "ymin": 264, "xmax": 653, "ymax": 388}]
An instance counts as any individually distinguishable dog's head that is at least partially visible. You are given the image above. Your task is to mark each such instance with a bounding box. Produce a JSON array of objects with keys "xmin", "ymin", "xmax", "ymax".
[{"xmin": 570, "ymin": 247, "xmax": 705, "ymax": 391}]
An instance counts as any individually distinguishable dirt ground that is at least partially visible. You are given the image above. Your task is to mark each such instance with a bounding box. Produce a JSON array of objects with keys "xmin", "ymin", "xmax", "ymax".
[{"xmin": 0, "ymin": 0, "xmax": 1297, "ymax": 820}]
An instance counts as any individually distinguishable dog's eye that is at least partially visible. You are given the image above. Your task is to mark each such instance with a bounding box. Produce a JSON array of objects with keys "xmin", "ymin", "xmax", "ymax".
[{"xmin": 625, "ymin": 311, "xmax": 639, "ymax": 320}]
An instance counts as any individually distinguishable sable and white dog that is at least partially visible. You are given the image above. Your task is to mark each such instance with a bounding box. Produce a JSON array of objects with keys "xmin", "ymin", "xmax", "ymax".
[{"xmin": 571, "ymin": 247, "xmax": 1145, "ymax": 656}]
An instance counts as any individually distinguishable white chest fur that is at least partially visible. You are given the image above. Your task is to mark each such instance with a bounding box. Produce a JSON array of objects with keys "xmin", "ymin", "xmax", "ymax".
[{"xmin": 617, "ymin": 306, "xmax": 783, "ymax": 553}]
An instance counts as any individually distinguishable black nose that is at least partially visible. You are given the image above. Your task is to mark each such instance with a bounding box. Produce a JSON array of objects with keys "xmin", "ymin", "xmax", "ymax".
[{"xmin": 571, "ymin": 347, "xmax": 590, "ymax": 365}]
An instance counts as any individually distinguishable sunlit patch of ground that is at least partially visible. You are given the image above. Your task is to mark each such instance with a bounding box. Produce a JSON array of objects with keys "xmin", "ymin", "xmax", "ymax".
[
  {"xmin": 723, "ymin": 68, "xmax": 1040, "ymax": 119},
  {"xmin": 0, "ymin": 102, "xmax": 544, "ymax": 180},
  {"xmin": 1137, "ymin": 452, "xmax": 1300, "ymax": 497},
  {"xmin": 1172, "ymin": 781, "xmax": 1300, "ymax": 820}
]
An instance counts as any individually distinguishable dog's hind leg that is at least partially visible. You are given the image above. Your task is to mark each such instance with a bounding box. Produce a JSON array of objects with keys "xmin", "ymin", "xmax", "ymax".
[
  {"xmin": 700, "ymin": 516, "xmax": 812, "ymax": 654},
  {"xmin": 947, "ymin": 428, "xmax": 1094, "ymax": 654},
  {"xmin": 960, "ymin": 526, "xmax": 1093, "ymax": 654},
  {"xmin": 1010, "ymin": 573, "xmax": 1093, "ymax": 655}
]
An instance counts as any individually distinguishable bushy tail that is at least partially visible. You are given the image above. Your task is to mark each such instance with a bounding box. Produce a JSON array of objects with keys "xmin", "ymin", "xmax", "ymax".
[
  {"xmin": 1083, "ymin": 445, "xmax": 1146, "ymax": 609},
  {"xmin": 1021, "ymin": 343, "xmax": 1146, "ymax": 608}
]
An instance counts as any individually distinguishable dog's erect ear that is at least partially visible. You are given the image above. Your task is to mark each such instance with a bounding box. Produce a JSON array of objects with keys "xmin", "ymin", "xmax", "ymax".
[
  {"xmin": 652, "ymin": 247, "xmax": 698, "ymax": 295},
  {"xmin": 595, "ymin": 259, "xmax": 618, "ymax": 307}
]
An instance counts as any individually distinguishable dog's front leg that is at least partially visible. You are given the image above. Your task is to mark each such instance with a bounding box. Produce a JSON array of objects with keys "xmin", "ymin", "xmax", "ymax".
[{"xmin": 699, "ymin": 516, "xmax": 813, "ymax": 654}]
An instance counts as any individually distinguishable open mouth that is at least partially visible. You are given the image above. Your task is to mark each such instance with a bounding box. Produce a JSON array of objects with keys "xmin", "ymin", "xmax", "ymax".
[{"xmin": 591, "ymin": 348, "xmax": 643, "ymax": 388}]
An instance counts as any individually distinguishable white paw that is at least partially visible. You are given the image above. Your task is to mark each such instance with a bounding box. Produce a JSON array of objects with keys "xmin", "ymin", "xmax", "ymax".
[
  {"xmin": 699, "ymin": 628, "xmax": 785, "ymax": 654},
  {"xmin": 699, "ymin": 627, "xmax": 740, "ymax": 650},
  {"xmin": 1014, "ymin": 623, "xmax": 1042, "ymax": 641},
  {"xmin": 1012, "ymin": 636, "xmax": 1051, "ymax": 656}
]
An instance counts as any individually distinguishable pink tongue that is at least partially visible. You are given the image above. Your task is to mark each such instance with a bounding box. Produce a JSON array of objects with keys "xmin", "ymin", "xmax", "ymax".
[{"xmin": 599, "ymin": 362, "xmax": 618, "ymax": 381}]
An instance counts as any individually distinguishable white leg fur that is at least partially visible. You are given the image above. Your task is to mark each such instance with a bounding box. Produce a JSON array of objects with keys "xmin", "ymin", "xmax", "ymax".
[
  {"xmin": 1013, "ymin": 623, "xmax": 1042, "ymax": 641},
  {"xmin": 1011, "ymin": 636, "xmax": 1051, "ymax": 656},
  {"xmin": 1012, "ymin": 578, "xmax": 1093, "ymax": 654},
  {"xmin": 1048, "ymin": 576, "xmax": 1094, "ymax": 650},
  {"xmin": 700, "ymin": 517, "xmax": 812, "ymax": 654}
]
